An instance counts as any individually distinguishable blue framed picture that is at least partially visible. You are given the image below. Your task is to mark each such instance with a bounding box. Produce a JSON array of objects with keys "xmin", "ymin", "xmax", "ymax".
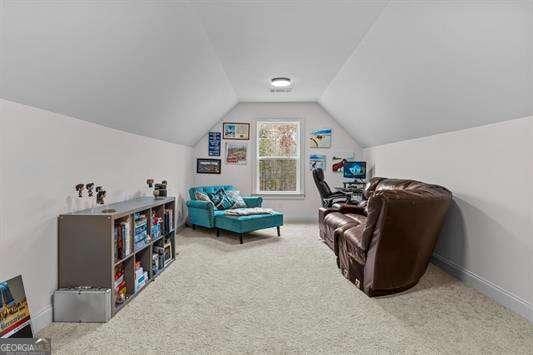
[
  {"xmin": 309, "ymin": 128, "xmax": 332, "ymax": 148},
  {"xmin": 208, "ymin": 132, "xmax": 221, "ymax": 156},
  {"xmin": 309, "ymin": 154, "xmax": 326, "ymax": 171}
]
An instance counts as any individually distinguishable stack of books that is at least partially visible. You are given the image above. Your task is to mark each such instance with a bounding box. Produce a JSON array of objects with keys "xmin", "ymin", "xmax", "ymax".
[
  {"xmin": 164, "ymin": 209, "xmax": 174, "ymax": 234},
  {"xmin": 114, "ymin": 219, "xmax": 132, "ymax": 260},
  {"xmin": 151, "ymin": 211, "xmax": 162, "ymax": 240},
  {"xmin": 153, "ymin": 246, "xmax": 166, "ymax": 273},
  {"xmin": 134, "ymin": 261, "xmax": 148, "ymax": 293},
  {"xmin": 133, "ymin": 212, "xmax": 149, "ymax": 252},
  {"xmin": 114, "ymin": 264, "xmax": 127, "ymax": 305}
]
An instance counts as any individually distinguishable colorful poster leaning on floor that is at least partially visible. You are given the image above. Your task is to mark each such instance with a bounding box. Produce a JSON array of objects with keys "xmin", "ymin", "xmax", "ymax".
[
  {"xmin": 309, "ymin": 128, "xmax": 332, "ymax": 148},
  {"xmin": 0, "ymin": 275, "xmax": 33, "ymax": 338},
  {"xmin": 331, "ymin": 152, "xmax": 355, "ymax": 173},
  {"xmin": 309, "ymin": 154, "xmax": 326, "ymax": 171},
  {"xmin": 208, "ymin": 132, "xmax": 221, "ymax": 156},
  {"xmin": 225, "ymin": 142, "xmax": 247, "ymax": 165}
]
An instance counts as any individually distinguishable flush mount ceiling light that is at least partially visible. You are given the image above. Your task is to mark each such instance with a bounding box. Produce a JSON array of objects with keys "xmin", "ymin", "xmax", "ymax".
[{"xmin": 271, "ymin": 77, "xmax": 291, "ymax": 88}]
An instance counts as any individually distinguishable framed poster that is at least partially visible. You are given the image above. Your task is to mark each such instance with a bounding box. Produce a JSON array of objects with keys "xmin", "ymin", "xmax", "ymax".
[
  {"xmin": 1, "ymin": 275, "xmax": 33, "ymax": 338},
  {"xmin": 208, "ymin": 132, "xmax": 221, "ymax": 156},
  {"xmin": 196, "ymin": 159, "xmax": 221, "ymax": 174},
  {"xmin": 309, "ymin": 154, "xmax": 326, "ymax": 171},
  {"xmin": 309, "ymin": 128, "xmax": 332, "ymax": 148},
  {"xmin": 331, "ymin": 152, "xmax": 355, "ymax": 173},
  {"xmin": 223, "ymin": 122, "xmax": 250, "ymax": 140},
  {"xmin": 225, "ymin": 142, "xmax": 247, "ymax": 165}
]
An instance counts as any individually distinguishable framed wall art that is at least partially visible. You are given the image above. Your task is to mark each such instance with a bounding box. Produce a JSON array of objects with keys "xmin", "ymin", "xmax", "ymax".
[
  {"xmin": 309, "ymin": 128, "xmax": 332, "ymax": 148},
  {"xmin": 331, "ymin": 151, "xmax": 355, "ymax": 173},
  {"xmin": 196, "ymin": 159, "xmax": 221, "ymax": 174},
  {"xmin": 208, "ymin": 132, "xmax": 221, "ymax": 156},
  {"xmin": 223, "ymin": 122, "xmax": 250, "ymax": 140},
  {"xmin": 225, "ymin": 142, "xmax": 247, "ymax": 165},
  {"xmin": 309, "ymin": 154, "xmax": 326, "ymax": 171}
]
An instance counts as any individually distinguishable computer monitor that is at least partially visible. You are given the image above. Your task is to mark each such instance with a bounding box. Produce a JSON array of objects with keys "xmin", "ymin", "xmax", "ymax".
[{"xmin": 343, "ymin": 161, "xmax": 366, "ymax": 179}]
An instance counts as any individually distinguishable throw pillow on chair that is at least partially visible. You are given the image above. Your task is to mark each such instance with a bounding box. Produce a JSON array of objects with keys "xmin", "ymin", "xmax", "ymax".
[
  {"xmin": 225, "ymin": 190, "xmax": 247, "ymax": 209},
  {"xmin": 208, "ymin": 189, "xmax": 233, "ymax": 210}
]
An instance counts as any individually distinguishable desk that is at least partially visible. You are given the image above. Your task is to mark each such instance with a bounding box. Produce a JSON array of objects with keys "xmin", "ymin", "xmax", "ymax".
[{"xmin": 334, "ymin": 186, "xmax": 364, "ymax": 204}]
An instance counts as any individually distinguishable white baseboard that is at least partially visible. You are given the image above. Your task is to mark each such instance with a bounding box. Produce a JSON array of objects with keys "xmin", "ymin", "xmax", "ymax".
[
  {"xmin": 32, "ymin": 304, "xmax": 53, "ymax": 334},
  {"xmin": 431, "ymin": 253, "xmax": 533, "ymax": 323}
]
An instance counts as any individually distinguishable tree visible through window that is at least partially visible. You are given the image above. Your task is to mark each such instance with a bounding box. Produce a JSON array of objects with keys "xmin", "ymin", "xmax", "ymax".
[{"xmin": 256, "ymin": 121, "xmax": 300, "ymax": 194}]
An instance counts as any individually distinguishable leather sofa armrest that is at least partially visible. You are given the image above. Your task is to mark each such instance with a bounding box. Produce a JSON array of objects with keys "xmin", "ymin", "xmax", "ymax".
[
  {"xmin": 186, "ymin": 200, "xmax": 214, "ymax": 211},
  {"xmin": 333, "ymin": 222, "xmax": 361, "ymax": 256},
  {"xmin": 343, "ymin": 224, "xmax": 367, "ymax": 252},
  {"xmin": 243, "ymin": 196, "xmax": 263, "ymax": 208},
  {"xmin": 332, "ymin": 203, "xmax": 367, "ymax": 216},
  {"xmin": 319, "ymin": 207, "xmax": 338, "ymax": 221}
]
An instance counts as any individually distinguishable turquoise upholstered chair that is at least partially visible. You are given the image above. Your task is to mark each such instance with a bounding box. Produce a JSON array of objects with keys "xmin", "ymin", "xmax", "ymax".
[{"xmin": 186, "ymin": 185, "xmax": 283, "ymax": 244}]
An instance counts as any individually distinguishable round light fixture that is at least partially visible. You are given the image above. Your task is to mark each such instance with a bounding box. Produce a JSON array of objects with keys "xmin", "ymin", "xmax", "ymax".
[{"xmin": 271, "ymin": 77, "xmax": 291, "ymax": 88}]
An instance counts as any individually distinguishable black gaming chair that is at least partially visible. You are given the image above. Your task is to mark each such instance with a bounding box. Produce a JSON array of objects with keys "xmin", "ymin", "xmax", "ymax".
[{"xmin": 312, "ymin": 168, "xmax": 349, "ymax": 207}]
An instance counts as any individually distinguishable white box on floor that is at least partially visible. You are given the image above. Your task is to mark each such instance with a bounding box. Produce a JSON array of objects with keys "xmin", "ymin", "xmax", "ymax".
[{"xmin": 53, "ymin": 288, "xmax": 112, "ymax": 323}]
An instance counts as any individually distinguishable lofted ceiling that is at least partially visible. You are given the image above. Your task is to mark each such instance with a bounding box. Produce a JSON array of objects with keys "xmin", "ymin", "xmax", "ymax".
[
  {"xmin": 191, "ymin": 1, "xmax": 387, "ymax": 101},
  {"xmin": 1, "ymin": 1, "xmax": 532, "ymax": 147},
  {"xmin": 0, "ymin": 1, "xmax": 238, "ymax": 146},
  {"xmin": 320, "ymin": 1, "xmax": 533, "ymax": 147}
]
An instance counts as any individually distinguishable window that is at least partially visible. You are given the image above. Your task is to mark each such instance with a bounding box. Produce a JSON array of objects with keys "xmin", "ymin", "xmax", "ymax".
[{"xmin": 256, "ymin": 120, "xmax": 301, "ymax": 194}]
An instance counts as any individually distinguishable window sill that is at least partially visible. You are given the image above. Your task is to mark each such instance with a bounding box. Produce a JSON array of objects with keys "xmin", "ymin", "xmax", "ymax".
[{"xmin": 253, "ymin": 193, "xmax": 306, "ymax": 200}]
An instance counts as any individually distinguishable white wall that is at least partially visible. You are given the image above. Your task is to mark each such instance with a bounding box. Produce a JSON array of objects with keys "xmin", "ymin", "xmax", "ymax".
[
  {"xmin": 193, "ymin": 102, "xmax": 363, "ymax": 221},
  {"xmin": 364, "ymin": 116, "xmax": 533, "ymax": 321},
  {"xmin": 0, "ymin": 99, "xmax": 193, "ymax": 332}
]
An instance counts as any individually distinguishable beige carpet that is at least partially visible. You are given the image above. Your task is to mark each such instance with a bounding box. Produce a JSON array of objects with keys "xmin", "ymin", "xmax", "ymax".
[{"xmin": 41, "ymin": 223, "xmax": 533, "ymax": 354}]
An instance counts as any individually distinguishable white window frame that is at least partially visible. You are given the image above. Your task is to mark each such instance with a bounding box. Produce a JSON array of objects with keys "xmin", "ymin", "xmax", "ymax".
[{"xmin": 255, "ymin": 119, "xmax": 303, "ymax": 196}]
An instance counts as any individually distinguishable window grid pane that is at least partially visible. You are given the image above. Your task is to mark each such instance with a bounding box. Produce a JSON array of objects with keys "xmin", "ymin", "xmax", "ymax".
[
  {"xmin": 258, "ymin": 122, "xmax": 299, "ymax": 158},
  {"xmin": 258, "ymin": 158, "xmax": 298, "ymax": 192},
  {"xmin": 256, "ymin": 121, "xmax": 301, "ymax": 194}
]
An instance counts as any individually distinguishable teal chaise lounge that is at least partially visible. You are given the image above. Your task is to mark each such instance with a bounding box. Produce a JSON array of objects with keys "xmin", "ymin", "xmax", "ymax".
[{"xmin": 186, "ymin": 185, "xmax": 283, "ymax": 244}]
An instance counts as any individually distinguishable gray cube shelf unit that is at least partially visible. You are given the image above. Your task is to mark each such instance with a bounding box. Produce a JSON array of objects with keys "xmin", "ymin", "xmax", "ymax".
[{"xmin": 58, "ymin": 197, "xmax": 176, "ymax": 317}]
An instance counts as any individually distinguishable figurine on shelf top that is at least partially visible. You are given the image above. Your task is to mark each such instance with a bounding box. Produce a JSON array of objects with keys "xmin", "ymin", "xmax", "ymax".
[{"xmin": 146, "ymin": 179, "xmax": 167, "ymax": 198}]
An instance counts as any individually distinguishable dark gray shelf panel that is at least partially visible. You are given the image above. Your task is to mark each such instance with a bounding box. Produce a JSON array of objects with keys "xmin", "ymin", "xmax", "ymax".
[{"xmin": 63, "ymin": 196, "xmax": 175, "ymax": 219}]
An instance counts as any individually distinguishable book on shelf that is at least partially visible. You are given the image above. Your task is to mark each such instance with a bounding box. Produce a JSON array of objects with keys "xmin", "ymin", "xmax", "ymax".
[
  {"xmin": 164, "ymin": 209, "xmax": 174, "ymax": 233},
  {"xmin": 114, "ymin": 264, "xmax": 127, "ymax": 305},
  {"xmin": 133, "ymin": 211, "xmax": 151, "ymax": 252},
  {"xmin": 114, "ymin": 218, "xmax": 132, "ymax": 260},
  {"xmin": 122, "ymin": 221, "xmax": 132, "ymax": 257},
  {"xmin": 134, "ymin": 261, "xmax": 148, "ymax": 292}
]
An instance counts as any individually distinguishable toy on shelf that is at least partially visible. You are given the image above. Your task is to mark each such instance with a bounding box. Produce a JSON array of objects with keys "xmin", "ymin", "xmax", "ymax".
[
  {"xmin": 86, "ymin": 183, "xmax": 94, "ymax": 197},
  {"xmin": 96, "ymin": 186, "xmax": 106, "ymax": 205},
  {"xmin": 146, "ymin": 179, "xmax": 168, "ymax": 198},
  {"xmin": 75, "ymin": 184, "xmax": 85, "ymax": 198}
]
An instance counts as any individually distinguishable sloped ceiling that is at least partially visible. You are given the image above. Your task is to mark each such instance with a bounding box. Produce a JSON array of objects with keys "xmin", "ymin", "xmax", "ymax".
[
  {"xmin": 0, "ymin": 1, "xmax": 237, "ymax": 146},
  {"xmin": 191, "ymin": 1, "xmax": 387, "ymax": 101},
  {"xmin": 320, "ymin": 1, "xmax": 533, "ymax": 147},
  {"xmin": 1, "ymin": 1, "xmax": 532, "ymax": 147}
]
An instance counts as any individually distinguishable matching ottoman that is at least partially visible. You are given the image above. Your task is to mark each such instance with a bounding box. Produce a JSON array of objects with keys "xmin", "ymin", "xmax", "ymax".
[{"xmin": 214, "ymin": 211, "xmax": 284, "ymax": 244}]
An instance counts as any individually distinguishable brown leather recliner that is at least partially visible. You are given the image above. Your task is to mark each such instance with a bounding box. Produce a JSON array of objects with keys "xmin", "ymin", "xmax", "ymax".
[{"xmin": 318, "ymin": 177, "xmax": 452, "ymax": 296}]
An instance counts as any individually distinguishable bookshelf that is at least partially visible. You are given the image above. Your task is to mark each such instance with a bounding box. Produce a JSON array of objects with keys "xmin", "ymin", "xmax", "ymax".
[{"xmin": 58, "ymin": 196, "xmax": 176, "ymax": 317}]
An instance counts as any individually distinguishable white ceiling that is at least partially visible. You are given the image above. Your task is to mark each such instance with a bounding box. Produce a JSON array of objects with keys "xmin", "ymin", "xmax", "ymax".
[
  {"xmin": 191, "ymin": 1, "xmax": 387, "ymax": 101},
  {"xmin": 1, "ymin": 1, "xmax": 532, "ymax": 147},
  {"xmin": 0, "ymin": 1, "xmax": 237, "ymax": 146},
  {"xmin": 320, "ymin": 1, "xmax": 533, "ymax": 147}
]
